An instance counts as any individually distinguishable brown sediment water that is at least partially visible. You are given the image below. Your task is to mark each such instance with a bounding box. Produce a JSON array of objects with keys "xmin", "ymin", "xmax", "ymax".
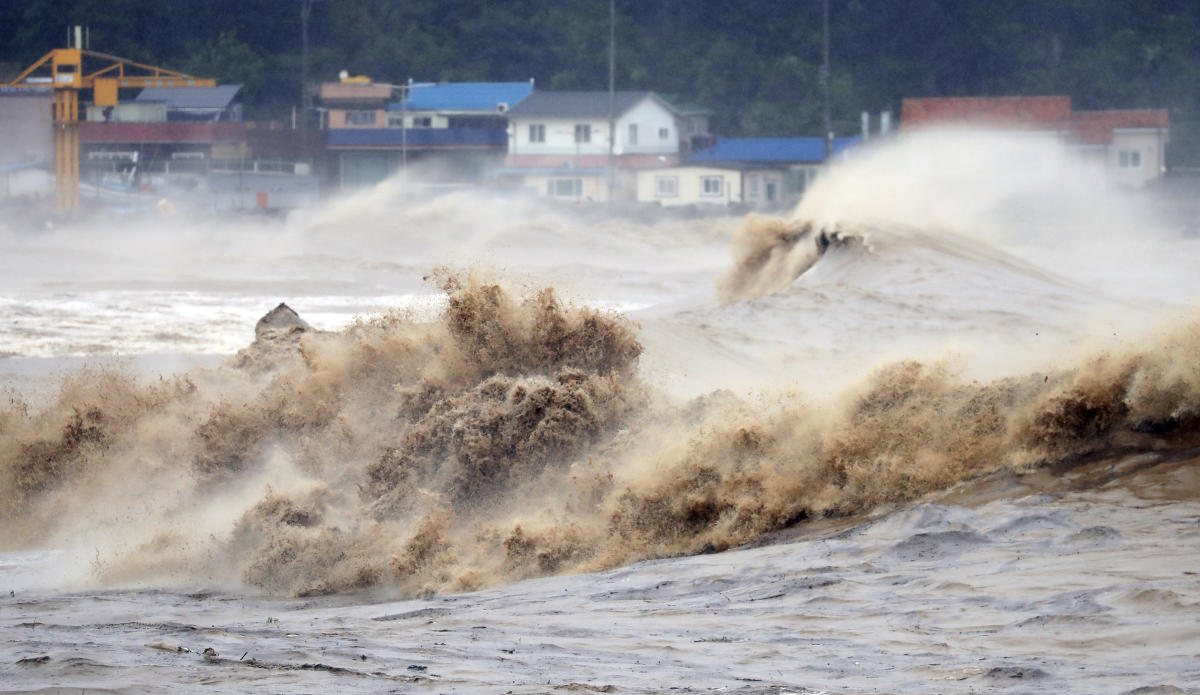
[
  {"xmin": 1, "ymin": 133, "xmax": 1198, "ymax": 692},
  {"xmin": 3, "ymin": 268, "xmax": 1200, "ymax": 600}
]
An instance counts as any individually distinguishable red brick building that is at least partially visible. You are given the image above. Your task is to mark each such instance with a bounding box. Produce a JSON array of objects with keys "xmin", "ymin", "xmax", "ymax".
[{"xmin": 901, "ymin": 96, "xmax": 1169, "ymax": 187}]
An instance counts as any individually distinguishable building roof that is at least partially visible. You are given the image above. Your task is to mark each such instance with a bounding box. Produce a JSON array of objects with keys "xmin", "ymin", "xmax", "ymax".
[
  {"xmin": 899, "ymin": 95, "xmax": 1170, "ymax": 145},
  {"xmin": 507, "ymin": 91, "xmax": 671, "ymax": 119},
  {"xmin": 135, "ymin": 85, "xmax": 241, "ymax": 110},
  {"xmin": 326, "ymin": 128, "xmax": 507, "ymax": 148},
  {"xmin": 318, "ymin": 82, "xmax": 393, "ymax": 102},
  {"xmin": 1069, "ymin": 109, "xmax": 1169, "ymax": 145},
  {"xmin": 391, "ymin": 82, "xmax": 533, "ymax": 112},
  {"xmin": 900, "ymin": 96, "xmax": 1072, "ymax": 130},
  {"xmin": 689, "ymin": 136, "xmax": 860, "ymax": 165},
  {"xmin": 490, "ymin": 166, "xmax": 607, "ymax": 178},
  {"xmin": 648, "ymin": 162, "xmax": 762, "ymax": 172},
  {"xmin": 0, "ymin": 86, "xmax": 52, "ymax": 96}
]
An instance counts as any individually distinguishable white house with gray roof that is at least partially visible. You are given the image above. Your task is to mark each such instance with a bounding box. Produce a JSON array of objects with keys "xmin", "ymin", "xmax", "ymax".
[{"xmin": 498, "ymin": 90, "xmax": 685, "ymax": 201}]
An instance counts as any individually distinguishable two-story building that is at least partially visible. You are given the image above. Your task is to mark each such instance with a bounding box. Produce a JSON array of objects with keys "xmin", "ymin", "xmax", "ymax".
[
  {"xmin": 499, "ymin": 91, "xmax": 686, "ymax": 202},
  {"xmin": 900, "ymin": 96, "xmax": 1170, "ymax": 187},
  {"xmin": 636, "ymin": 136, "xmax": 859, "ymax": 209},
  {"xmin": 81, "ymin": 85, "xmax": 248, "ymax": 170},
  {"xmin": 321, "ymin": 78, "xmax": 533, "ymax": 189}
]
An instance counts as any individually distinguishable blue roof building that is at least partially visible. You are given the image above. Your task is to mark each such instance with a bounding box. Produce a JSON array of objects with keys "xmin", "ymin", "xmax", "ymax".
[
  {"xmin": 323, "ymin": 80, "xmax": 533, "ymax": 189},
  {"xmin": 390, "ymin": 81, "xmax": 534, "ymax": 113},
  {"xmin": 636, "ymin": 136, "xmax": 861, "ymax": 209},
  {"xmin": 689, "ymin": 136, "xmax": 859, "ymax": 165}
]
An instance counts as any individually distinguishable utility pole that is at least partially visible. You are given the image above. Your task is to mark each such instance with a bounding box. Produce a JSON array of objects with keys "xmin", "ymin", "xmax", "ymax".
[
  {"xmin": 402, "ymin": 78, "xmax": 410, "ymax": 189},
  {"xmin": 300, "ymin": 0, "xmax": 321, "ymax": 128},
  {"xmin": 607, "ymin": 0, "xmax": 616, "ymax": 203},
  {"xmin": 821, "ymin": 0, "xmax": 832, "ymax": 161}
]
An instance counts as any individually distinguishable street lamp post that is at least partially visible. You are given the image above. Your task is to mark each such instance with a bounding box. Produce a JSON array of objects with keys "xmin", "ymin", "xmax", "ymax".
[{"xmin": 821, "ymin": 0, "xmax": 832, "ymax": 162}]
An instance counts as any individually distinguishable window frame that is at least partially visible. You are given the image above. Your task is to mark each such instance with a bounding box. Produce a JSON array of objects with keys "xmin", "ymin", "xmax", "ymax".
[
  {"xmin": 1119, "ymin": 149, "xmax": 1142, "ymax": 168},
  {"xmin": 345, "ymin": 109, "xmax": 377, "ymax": 126},
  {"xmin": 549, "ymin": 177, "xmax": 583, "ymax": 199},
  {"xmin": 655, "ymin": 175, "xmax": 679, "ymax": 197}
]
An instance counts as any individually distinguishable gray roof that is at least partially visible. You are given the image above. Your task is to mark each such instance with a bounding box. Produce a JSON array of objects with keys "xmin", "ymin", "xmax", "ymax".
[
  {"xmin": 507, "ymin": 91, "xmax": 673, "ymax": 119},
  {"xmin": 135, "ymin": 85, "xmax": 241, "ymax": 110}
]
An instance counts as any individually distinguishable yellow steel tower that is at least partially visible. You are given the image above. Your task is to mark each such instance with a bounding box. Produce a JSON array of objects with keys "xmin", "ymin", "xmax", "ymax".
[{"xmin": 3, "ymin": 37, "xmax": 215, "ymax": 211}]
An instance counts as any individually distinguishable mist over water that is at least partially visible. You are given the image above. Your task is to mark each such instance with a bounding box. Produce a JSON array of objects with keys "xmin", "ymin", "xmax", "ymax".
[{"xmin": 2, "ymin": 132, "xmax": 1199, "ymax": 692}]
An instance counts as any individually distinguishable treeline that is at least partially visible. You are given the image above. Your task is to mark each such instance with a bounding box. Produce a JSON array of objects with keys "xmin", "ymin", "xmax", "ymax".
[{"xmin": 3, "ymin": 0, "xmax": 1198, "ymax": 164}]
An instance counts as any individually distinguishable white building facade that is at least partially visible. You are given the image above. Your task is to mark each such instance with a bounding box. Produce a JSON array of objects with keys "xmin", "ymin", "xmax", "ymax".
[{"xmin": 501, "ymin": 91, "xmax": 684, "ymax": 201}]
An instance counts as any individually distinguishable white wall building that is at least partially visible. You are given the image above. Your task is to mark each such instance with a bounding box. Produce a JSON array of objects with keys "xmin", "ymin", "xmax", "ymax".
[{"xmin": 500, "ymin": 91, "xmax": 685, "ymax": 201}]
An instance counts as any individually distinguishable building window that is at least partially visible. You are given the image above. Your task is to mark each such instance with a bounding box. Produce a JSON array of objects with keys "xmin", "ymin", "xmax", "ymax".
[
  {"xmin": 1118, "ymin": 149, "xmax": 1142, "ymax": 168},
  {"xmin": 575, "ymin": 124, "xmax": 591, "ymax": 143},
  {"xmin": 389, "ymin": 115, "xmax": 431, "ymax": 128},
  {"xmin": 628, "ymin": 123, "xmax": 638, "ymax": 145},
  {"xmin": 701, "ymin": 176, "xmax": 722, "ymax": 196},
  {"xmin": 548, "ymin": 178, "xmax": 583, "ymax": 198},
  {"xmin": 345, "ymin": 110, "xmax": 377, "ymax": 126},
  {"xmin": 656, "ymin": 176, "xmax": 678, "ymax": 197},
  {"xmin": 659, "ymin": 127, "xmax": 670, "ymax": 140},
  {"xmin": 88, "ymin": 151, "xmax": 137, "ymax": 162},
  {"xmin": 529, "ymin": 123, "xmax": 546, "ymax": 143},
  {"xmin": 747, "ymin": 175, "xmax": 760, "ymax": 197}
]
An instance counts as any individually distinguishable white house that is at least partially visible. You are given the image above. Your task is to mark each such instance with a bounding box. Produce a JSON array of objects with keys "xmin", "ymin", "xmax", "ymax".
[
  {"xmin": 637, "ymin": 164, "xmax": 744, "ymax": 207},
  {"xmin": 638, "ymin": 137, "xmax": 860, "ymax": 208},
  {"xmin": 499, "ymin": 91, "xmax": 684, "ymax": 201}
]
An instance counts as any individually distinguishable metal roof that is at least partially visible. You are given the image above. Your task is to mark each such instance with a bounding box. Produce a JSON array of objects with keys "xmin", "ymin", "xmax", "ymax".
[
  {"xmin": 689, "ymin": 136, "xmax": 860, "ymax": 164},
  {"xmin": 135, "ymin": 85, "xmax": 241, "ymax": 110},
  {"xmin": 0, "ymin": 87, "xmax": 52, "ymax": 95},
  {"xmin": 390, "ymin": 82, "xmax": 533, "ymax": 112},
  {"xmin": 507, "ymin": 91, "xmax": 670, "ymax": 119}
]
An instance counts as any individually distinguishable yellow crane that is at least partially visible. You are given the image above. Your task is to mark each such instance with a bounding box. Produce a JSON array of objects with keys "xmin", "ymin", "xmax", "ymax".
[{"xmin": 3, "ymin": 38, "xmax": 216, "ymax": 211}]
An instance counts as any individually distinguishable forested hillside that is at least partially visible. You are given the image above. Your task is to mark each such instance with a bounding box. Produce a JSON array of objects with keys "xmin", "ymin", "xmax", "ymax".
[{"xmin": 3, "ymin": 0, "xmax": 1198, "ymax": 164}]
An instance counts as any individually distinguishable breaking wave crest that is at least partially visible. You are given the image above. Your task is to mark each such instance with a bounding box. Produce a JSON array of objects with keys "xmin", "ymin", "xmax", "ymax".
[
  {"xmin": 3, "ymin": 270, "xmax": 1200, "ymax": 597},
  {"xmin": 716, "ymin": 214, "xmax": 865, "ymax": 302}
]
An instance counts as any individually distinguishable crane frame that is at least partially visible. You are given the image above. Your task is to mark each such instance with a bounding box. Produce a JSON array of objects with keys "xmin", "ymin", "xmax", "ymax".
[{"xmin": 3, "ymin": 48, "xmax": 216, "ymax": 211}]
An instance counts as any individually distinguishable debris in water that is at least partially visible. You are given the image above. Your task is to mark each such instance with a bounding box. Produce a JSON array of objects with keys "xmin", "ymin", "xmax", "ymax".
[{"xmin": 146, "ymin": 642, "xmax": 190, "ymax": 653}]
